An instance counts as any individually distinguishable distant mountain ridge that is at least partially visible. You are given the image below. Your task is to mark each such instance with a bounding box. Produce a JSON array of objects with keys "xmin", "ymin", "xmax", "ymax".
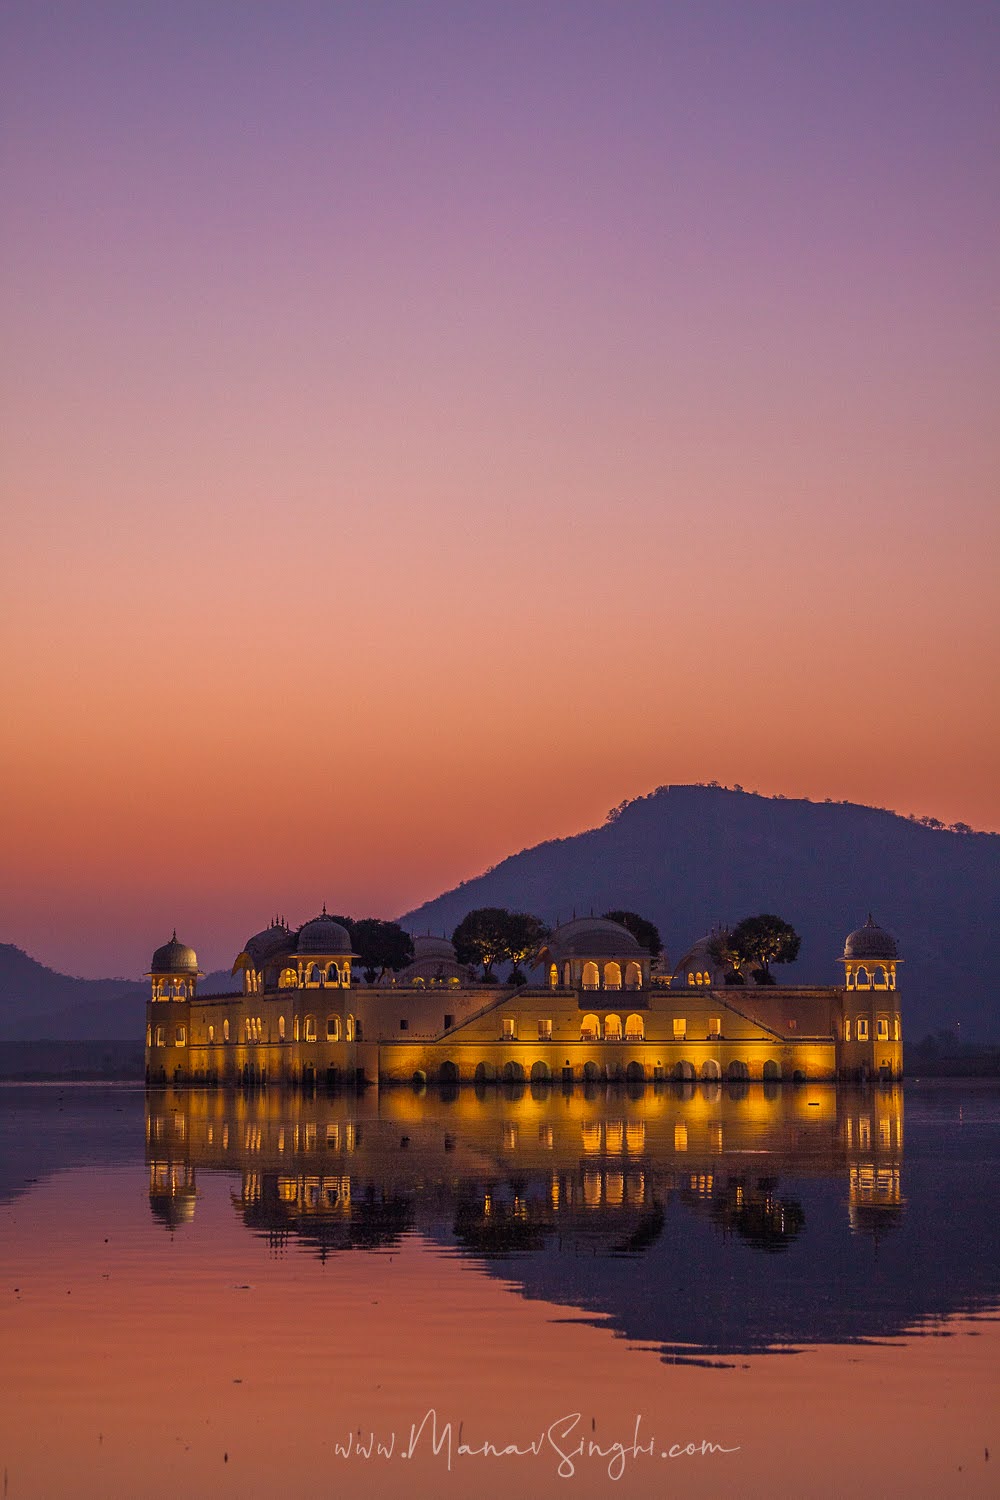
[
  {"xmin": 4, "ymin": 785, "xmax": 997, "ymax": 1041},
  {"xmin": 401, "ymin": 785, "xmax": 1000, "ymax": 1042},
  {"xmin": 0, "ymin": 946, "xmax": 238, "ymax": 1042}
]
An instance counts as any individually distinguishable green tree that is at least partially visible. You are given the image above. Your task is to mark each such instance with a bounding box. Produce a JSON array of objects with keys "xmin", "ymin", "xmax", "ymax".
[
  {"xmin": 503, "ymin": 912, "xmax": 550, "ymax": 982},
  {"xmin": 706, "ymin": 928, "xmax": 745, "ymax": 982},
  {"xmin": 603, "ymin": 910, "xmax": 662, "ymax": 958},
  {"xmin": 452, "ymin": 908, "xmax": 512, "ymax": 979},
  {"xmin": 350, "ymin": 918, "xmax": 414, "ymax": 984},
  {"xmin": 729, "ymin": 914, "xmax": 801, "ymax": 981}
]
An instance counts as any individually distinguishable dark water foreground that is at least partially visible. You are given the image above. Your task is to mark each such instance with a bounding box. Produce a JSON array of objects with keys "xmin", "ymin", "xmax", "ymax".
[{"xmin": 0, "ymin": 1080, "xmax": 997, "ymax": 1498}]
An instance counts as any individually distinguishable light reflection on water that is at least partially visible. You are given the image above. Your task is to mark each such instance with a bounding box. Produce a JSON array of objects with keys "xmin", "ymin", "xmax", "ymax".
[{"xmin": 1, "ymin": 1081, "xmax": 998, "ymax": 1498}]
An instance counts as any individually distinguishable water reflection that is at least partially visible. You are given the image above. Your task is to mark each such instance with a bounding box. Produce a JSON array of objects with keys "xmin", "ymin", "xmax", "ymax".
[{"xmin": 138, "ymin": 1080, "xmax": 985, "ymax": 1358}]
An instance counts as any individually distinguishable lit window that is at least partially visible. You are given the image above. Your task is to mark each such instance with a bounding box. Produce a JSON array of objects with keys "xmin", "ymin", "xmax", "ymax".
[
  {"xmin": 687, "ymin": 972, "xmax": 695, "ymax": 987},
  {"xmin": 304, "ymin": 1016, "xmax": 317, "ymax": 1042},
  {"xmin": 604, "ymin": 1014, "xmax": 623, "ymax": 1040},
  {"xmin": 327, "ymin": 1016, "xmax": 340, "ymax": 1041},
  {"xmin": 223, "ymin": 1019, "xmax": 230, "ymax": 1042},
  {"xmin": 538, "ymin": 1018, "xmax": 552, "ymax": 1040},
  {"xmin": 208, "ymin": 1024, "xmax": 215, "ymax": 1043},
  {"xmin": 709, "ymin": 1017, "xmax": 721, "ymax": 1037},
  {"xmin": 278, "ymin": 1015, "xmax": 285, "ymax": 1040},
  {"xmin": 673, "ymin": 1018, "xmax": 687, "ymax": 1039},
  {"xmin": 346, "ymin": 1015, "xmax": 355, "ymax": 1041},
  {"xmin": 175, "ymin": 1025, "xmax": 186, "ymax": 1046},
  {"xmin": 856, "ymin": 1018, "xmax": 869, "ymax": 1041},
  {"xmin": 625, "ymin": 1014, "xmax": 644, "ymax": 1041},
  {"xmin": 146, "ymin": 1024, "xmax": 152, "ymax": 1047},
  {"xmin": 877, "ymin": 1018, "xmax": 889, "ymax": 1040},
  {"xmin": 844, "ymin": 1018, "xmax": 851, "ymax": 1041},
  {"xmin": 502, "ymin": 1017, "xmax": 516, "ymax": 1040},
  {"xmin": 894, "ymin": 1017, "xmax": 900, "ymax": 1041},
  {"xmin": 154, "ymin": 1025, "xmax": 165, "ymax": 1047},
  {"xmin": 293, "ymin": 1016, "xmax": 300, "ymax": 1042}
]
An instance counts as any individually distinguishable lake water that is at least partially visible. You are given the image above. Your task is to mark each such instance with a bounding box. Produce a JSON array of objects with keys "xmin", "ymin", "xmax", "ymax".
[{"xmin": 1, "ymin": 1080, "xmax": 998, "ymax": 1498}]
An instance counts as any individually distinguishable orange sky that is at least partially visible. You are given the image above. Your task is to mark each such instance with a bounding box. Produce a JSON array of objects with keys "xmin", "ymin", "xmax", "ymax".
[{"xmin": 1, "ymin": 5, "xmax": 997, "ymax": 977}]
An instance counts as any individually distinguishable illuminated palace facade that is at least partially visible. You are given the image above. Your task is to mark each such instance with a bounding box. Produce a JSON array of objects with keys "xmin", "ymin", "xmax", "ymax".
[{"xmin": 145, "ymin": 912, "xmax": 902, "ymax": 1087}]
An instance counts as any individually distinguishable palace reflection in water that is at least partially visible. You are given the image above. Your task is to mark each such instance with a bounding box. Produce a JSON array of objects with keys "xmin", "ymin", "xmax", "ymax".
[{"xmin": 139, "ymin": 1081, "xmax": 976, "ymax": 1360}]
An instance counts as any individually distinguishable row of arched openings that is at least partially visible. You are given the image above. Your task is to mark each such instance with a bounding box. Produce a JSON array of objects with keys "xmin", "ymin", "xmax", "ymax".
[{"xmin": 580, "ymin": 1013, "xmax": 645, "ymax": 1040}]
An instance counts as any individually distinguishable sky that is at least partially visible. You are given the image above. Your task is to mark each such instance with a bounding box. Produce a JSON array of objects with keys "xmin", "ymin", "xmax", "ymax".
[{"xmin": 1, "ymin": 1, "xmax": 998, "ymax": 978}]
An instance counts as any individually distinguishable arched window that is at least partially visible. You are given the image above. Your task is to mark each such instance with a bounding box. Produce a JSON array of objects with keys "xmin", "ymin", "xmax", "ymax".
[
  {"xmin": 687, "ymin": 971, "xmax": 695, "ymax": 986},
  {"xmin": 146, "ymin": 1024, "xmax": 152, "ymax": 1047},
  {"xmin": 582, "ymin": 961, "xmax": 600, "ymax": 990},
  {"xmin": 625, "ymin": 1013, "xmax": 644, "ymax": 1041},
  {"xmin": 327, "ymin": 964, "xmax": 340, "ymax": 986},
  {"xmin": 624, "ymin": 961, "xmax": 642, "ymax": 990},
  {"xmin": 346, "ymin": 1015, "xmax": 355, "ymax": 1041},
  {"xmin": 563, "ymin": 962, "xmax": 571, "ymax": 987},
  {"xmin": 549, "ymin": 964, "xmax": 558, "ymax": 988},
  {"xmin": 875, "ymin": 966, "xmax": 890, "ymax": 990},
  {"xmin": 293, "ymin": 1016, "xmax": 300, "ymax": 1042},
  {"xmin": 604, "ymin": 961, "xmax": 622, "ymax": 991},
  {"xmin": 223, "ymin": 1019, "xmax": 230, "ymax": 1042},
  {"xmin": 604, "ymin": 1014, "xmax": 623, "ymax": 1041},
  {"xmin": 844, "ymin": 1017, "xmax": 852, "ymax": 1041},
  {"xmin": 278, "ymin": 1015, "xmax": 285, "ymax": 1041},
  {"xmin": 175, "ymin": 1024, "xmax": 186, "ymax": 1047},
  {"xmin": 855, "ymin": 966, "xmax": 872, "ymax": 989},
  {"xmin": 279, "ymin": 968, "xmax": 297, "ymax": 989},
  {"xmin": 155, "ymin": 1025, "xmax": 165, "ymax": 1047},
  {"xmin": 304, "ymin": 1015, "xmax": 317, "ymax": 1042},
  {"xmin": 580, "ymin": 1013, "xmax": 601, "ymax": 1041},
  {"xmin": 327, "ymin": 1015, "xmax": 341, "ymax": 1041}
]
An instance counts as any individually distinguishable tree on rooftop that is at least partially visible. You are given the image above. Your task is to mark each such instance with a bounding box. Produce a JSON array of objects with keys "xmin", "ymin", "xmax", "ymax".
[
  {"xmin": 452, "ymin": 908, "xmax": 512, "ymax": 980},
  {"xmin": 503, "ymin": 912, "xmax": 550, "ymax": 982},
  {"xmin": 351, "ymin": 918, "xmax": 414, "ymax": 985},
  {"xmin": 603, "ymin": 910, "xmax": 662, "ymax": 958},
  {"xmin": 729, "ymin": 914, "xmax": 801, "ymax": 981}
]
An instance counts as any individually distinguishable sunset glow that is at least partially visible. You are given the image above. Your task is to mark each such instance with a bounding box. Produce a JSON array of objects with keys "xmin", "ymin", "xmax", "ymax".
[{"xmin": 2, "ymin": 4, "xmax": 997, "ymax": 977}]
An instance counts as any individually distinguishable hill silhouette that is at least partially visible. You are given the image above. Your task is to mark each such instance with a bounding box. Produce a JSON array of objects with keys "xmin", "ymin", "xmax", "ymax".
[
  {"xmin": 3, "ymin": 786, "xmax": 996, "ymax": 1042},
  {"xmin": 0, "ymin": 947, "xmax": 237, "ymax": 1042},
  {"xmin": 402, "ymin": 785, "xmax": 999, "ymax": 1042}
]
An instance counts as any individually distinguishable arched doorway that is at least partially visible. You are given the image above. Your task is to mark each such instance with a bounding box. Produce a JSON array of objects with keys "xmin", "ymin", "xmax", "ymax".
[
  {"xmin": 603, "ymin": 961, "xmax": 622, "ymax": 991},
  {"xmin": 502, "ymin": 1060, "xmax": 524, "ymax": 1083},
  {"xmin": 625, "ymin": 1060, "xmax": 645, "ymax": 1082},
  {"xmin": 530, "ymin": 1060, "xmax": 551, "ymax": 1082},
  {"xmin": 582, "ymin": 961, "xmax": 600, "ymax": 989},
  {"xmin": 700, "ymin": 1059, "xmax": 721, "ymax": 1080},
  {"xmin": 762, "ymin": 1060, "xmax": 781, "ymax": 1081},
  {"xmin": 438, "ymin": 1060, "xmax": 459, "ymax": 1085},
  {"xmin": 727, "ymin": 1060, "xmax": 749, "ymax": 1081}
]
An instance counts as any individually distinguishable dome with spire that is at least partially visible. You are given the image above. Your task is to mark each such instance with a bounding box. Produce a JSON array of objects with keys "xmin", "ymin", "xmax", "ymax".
[
  {"xmin": 150, "ymin": 932, "xmax": 199, "ymax": 975},
  {"xmin": 296, "ymin": 908, "xmax": 354, "ymax": 955},
  {"xmin": 843, "ymin": 914, "xmax": 898, "ymax": 961},
  {"xmin": 241, "ymin": 919, "xmax": 292, "ymax": 966}
]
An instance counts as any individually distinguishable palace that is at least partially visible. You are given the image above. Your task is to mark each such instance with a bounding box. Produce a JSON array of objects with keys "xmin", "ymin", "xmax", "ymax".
[{"xmin": 145, "ymin": 912, "xmax": 902, "ymax": 1086}]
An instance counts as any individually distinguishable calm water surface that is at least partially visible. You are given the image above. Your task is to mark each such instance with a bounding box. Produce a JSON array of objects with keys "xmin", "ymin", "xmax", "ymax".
[{"xmin": 1, "ymin": 1080, "xmax": 998, "ymax": 1498}]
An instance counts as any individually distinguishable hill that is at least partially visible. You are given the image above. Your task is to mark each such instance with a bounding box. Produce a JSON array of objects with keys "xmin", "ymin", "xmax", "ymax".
[
  {"xmin": 0, "ymin": 947, "xmax": 238, "ymax": 1042},
  {"xmin": 401, "ymin": 785, "xmax": 1000, "ymax": 1042}
]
